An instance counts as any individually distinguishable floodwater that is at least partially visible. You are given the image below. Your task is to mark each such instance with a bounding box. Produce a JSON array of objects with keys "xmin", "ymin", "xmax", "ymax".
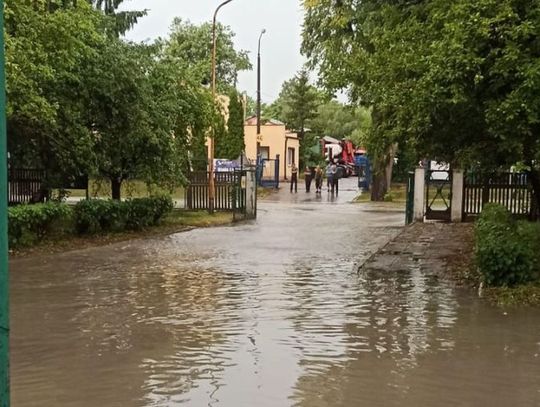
[{"xmin": 9, "ymin": 179, "xmax": 540, "ymax": 406}]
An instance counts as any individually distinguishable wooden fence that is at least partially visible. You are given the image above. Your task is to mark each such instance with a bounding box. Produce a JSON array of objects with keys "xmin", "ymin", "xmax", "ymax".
[
  {"xmin": 185, "ymin": 172, "xmax": 238, "ymax": 211},
  {"xmin": 8, "ymin": 168, "xmax": 46, "ymax": 205},
  {"xmin": 463, "ymin": 172, "xmax": 538, "ymax": 220}
]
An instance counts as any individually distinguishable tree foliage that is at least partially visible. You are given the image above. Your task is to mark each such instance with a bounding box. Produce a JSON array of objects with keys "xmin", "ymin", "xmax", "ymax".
[
  {"xmin": 163, "ymin": 18, "xmax": 252, "ymax": 90},
  {"xmin": 6, "ymin": 0, "xmax": 103, "ymax": 181},
  {"xmin": 310, "ymin": 101, "xmax": 371, "ymax": 142},
  {"xmin": 302, "ymin": 0, "xmax": 540, "ymax": 203},
  {"xmin": 262, "ymin": 70, "xmax": 323, "ymax": 167},
  {"xmin": 6, "ymin": 0, "xmax": 221, "ymax": 199},
  {"xmin": 89, "ymin": 0, "xmax": 147, "ymax": 36}
]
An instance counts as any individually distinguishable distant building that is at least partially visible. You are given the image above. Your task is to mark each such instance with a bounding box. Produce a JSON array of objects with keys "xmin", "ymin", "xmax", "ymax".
[{"xmin": 244, "ymin": 116, "xmax": 299, "ymax": 180}]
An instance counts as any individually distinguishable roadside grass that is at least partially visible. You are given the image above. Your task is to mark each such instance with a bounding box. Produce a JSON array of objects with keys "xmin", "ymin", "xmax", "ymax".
[
  {"xmin": 62, "ymin": 179, "xmax": 185, "ymax": 201},
  {"xmin": 354, "ymin": 183, "xmax": 451, "ymax": 208},
  {"xmin": 354, "ymin": 183, "xmax": 407, "ymax": 203},
  {"xmin": 164, "ymin": 210, "xmax": 233, "ymax": 228},
  {"xmin": 10, "ymin": 209, "xmax": 233, "ymax": 258},
  {"xmin": 443, "ymin": 221, "xmax": 540, "ymax": 307},
  {"xmin": 484, "ymin": 283, "xmax": 540, "ymax": 307}
]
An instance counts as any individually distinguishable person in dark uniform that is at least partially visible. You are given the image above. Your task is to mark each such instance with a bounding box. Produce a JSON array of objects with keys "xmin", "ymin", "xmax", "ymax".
[
  {"xmin": 330, "ymin": 163, "xmax": 338, "ymax": 195},
  {"xmin": 304, "ymin": 166, "xmax": 313, "ymax": 192},
  {"xmin": 290, "ymin": 163, "xmax": 298, "ymax": 193}
]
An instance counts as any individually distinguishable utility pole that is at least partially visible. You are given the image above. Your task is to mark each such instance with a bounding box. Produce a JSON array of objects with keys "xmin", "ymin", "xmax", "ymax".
[
  {"xmin": 256, "ymin": 29, "xmax": 266, "ymax": 136},
  {"xmin": 209, "ymin": 0, "xmax": 234, "ymax": 213},
  {"xmin": 0, "ymin": 0, "xmax": 10, "ymax": 405}
]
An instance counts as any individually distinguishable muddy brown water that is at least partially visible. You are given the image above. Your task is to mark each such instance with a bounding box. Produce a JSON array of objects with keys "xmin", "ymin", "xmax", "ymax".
[{"xmin": 9, "ymin": 180, "xmax": 540, "ymax": 406}]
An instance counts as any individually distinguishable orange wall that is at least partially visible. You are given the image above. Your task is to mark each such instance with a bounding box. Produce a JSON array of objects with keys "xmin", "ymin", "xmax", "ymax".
[{"xmin": 244, "ymin": 124, "xmax": 299, "ymax": 180}]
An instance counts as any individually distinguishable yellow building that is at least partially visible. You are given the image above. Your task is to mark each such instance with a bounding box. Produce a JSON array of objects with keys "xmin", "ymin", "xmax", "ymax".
[{"xmin": 244, "ymin": 116, "xmax": 299, "ymax": 180}]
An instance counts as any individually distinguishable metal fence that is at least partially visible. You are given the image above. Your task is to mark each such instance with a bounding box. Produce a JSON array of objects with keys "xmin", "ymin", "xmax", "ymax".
[
  {"xmin": 463, "ymin": 172, "xmax": 538, "ymax": 220},
  {"xmin": 8, "ymin": 168, "xmax": 46, "ymax": 205},
  {"xmin": 185, "ymin": 171, "xmax": 239, "ymax": 211}
]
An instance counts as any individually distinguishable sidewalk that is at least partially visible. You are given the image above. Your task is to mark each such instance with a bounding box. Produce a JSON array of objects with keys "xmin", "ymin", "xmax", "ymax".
[{"xmin": 359, "ymin": 222, "xmax": 475, "ymax": 281}]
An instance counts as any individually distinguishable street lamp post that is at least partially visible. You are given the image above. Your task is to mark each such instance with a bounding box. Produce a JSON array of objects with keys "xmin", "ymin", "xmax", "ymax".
[
  {"xmin": 0, "ymin": 0, "xmax": 9, "ymax": 405},
  {"xmin": 209, "ymin": 0, "xmax": 234, "ymax": 213},
  {"xmin": 256, "ymin": 29, "xmax": 266, "ymax": 136}
]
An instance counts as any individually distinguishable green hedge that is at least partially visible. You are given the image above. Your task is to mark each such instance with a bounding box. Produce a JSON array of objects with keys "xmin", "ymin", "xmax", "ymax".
[
  {"xmin": 8, "ymin": 203, "xmax": 73, "ymax": 247},
  {"xmin": 9, "ymin": 196, "xmax": 174, "ymax": 247},
  {"xmin": 475, "ymin": 204, "xmax": 540, "ymax": 286},
  {"xmin": 74, "ymin": 196, "xmax": 174, "ymax": 234}
]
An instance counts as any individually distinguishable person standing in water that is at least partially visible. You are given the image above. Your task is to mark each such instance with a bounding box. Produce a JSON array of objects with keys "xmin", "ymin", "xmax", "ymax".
[
  {"xmin": 314, "ymin": 165, "xmax": 323, "ymax": 193},
  {"xmin": 290, "ymin": 163, "xmax": 298, "ymax": 193},
  {"xmin": 326, "ymin": 163, "xmax": 334, "ymax": 192},
  {"xmin": 304, "ymin": 166, "xmax": 313, "ymax": 192},
  {"xmin": 329, "ymin": 162, "xmax": 338, "ymax": 194},
  {"xmin": 332, "ymin": 163, "xmax": 340, "ymax": 195}
]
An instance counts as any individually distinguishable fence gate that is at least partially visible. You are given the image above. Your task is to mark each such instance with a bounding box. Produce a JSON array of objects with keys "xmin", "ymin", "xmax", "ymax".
[
  {"xmin": 8, "ymin": 168, "xmax": 46, "ymax": 205},
  {"xmin": 257, "ymin": 156, "xmax": 280, "ymax": 188},
  {"xmin": 186, "ymin": 170, "xmax": 257, "ymax": 218},
  {"xmin": 463, "ymin": 172, "xmax": 537, "ymax": 221},
  {"xmin": 425, "ymin": 169, "xmax": 452, "ymax": 221},
  {"xmin": 186, "ymin": 171, "xmax": 237, "ymax": 211}
]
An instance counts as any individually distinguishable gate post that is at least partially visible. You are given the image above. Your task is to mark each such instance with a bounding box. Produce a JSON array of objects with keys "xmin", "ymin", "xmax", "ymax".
[
  {"xmin": 451, "ymin": 169, "xmax": 464, "ymax": 222},
  {"xmin": 414, "ymin": 166, "xmax": 426, "ymax": 222},
  {"xmin": 405, "ymin": 171, "xmax": 415, "ymax": 224},
  {"xmin": 274, "ymin": 154, "xmax": 280, "ymax": 189}
]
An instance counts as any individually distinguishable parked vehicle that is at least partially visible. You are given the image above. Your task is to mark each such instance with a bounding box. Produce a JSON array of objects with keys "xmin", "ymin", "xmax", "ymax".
[{"xmin": 321, "ymin": 136, "xmax": 357, "ymax": 178}]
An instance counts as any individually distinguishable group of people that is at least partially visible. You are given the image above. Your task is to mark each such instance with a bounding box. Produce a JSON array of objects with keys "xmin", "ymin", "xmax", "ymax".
[{"xmin": 290, "ymin": 162, "xmax": 339, "ymax": 194}]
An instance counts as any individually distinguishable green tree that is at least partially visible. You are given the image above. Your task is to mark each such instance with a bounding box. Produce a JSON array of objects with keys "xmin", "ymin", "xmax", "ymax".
[
  {"xmin": 268, "ymin": 70, "xmax": 323, "ymax": 167},
  {"xmin": 244, "ymin": 94, "xmax": 256, "ymax": 118},
  {"xmin": 216, "ymin": 90, "xmax": 245, "ymax": 160},
  {"xmin": 261, "ymin": 99, "xmax": 283, "ymax": 122},
  {"xmin": 310, "ymin": 101, "xmax": 371, "ymax": 141},
  {"xmin": 87, "ymin": 40, "xmax": 214, "ymax": 199},
  {"xmin": 89, "ymin": 0, "xmax": 147, "ymax": 35},
  {"xmin": 6, "ymin": 0, "xmax": 104, "ymax": 184},
  {"xmin": 164, "ymin": 18, "xmax": 252, "ymax": 90},
  {"xmin": 303, "ymin": 0, "xmax": 540, "ymax": 204},
  {"xmin": 280, "ymin": 70, "xmax": 321, "ymax": 139}
]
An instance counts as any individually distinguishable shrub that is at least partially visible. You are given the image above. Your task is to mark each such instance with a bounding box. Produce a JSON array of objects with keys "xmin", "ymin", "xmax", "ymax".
[
  {"xmin": 8, "ymin": 196, "xmax": 174, "ymax": 247},
  {"xmin": 475, "ymin": 204, "xmax": 539, "ymax": 286},
  {"xmin": 8, "ymin": 203, "xmax": 73, "ymax": 247},
  {"xmin": 125, "ymin": 195, "xmax": 174, "ymax": 230},
  {"xmin": 74, "ymin": 195, "xmax": 173, "ymax": 234},
  {"xmin": 73, "ymin": 199, "xmax": 128, "ymax": 234}
]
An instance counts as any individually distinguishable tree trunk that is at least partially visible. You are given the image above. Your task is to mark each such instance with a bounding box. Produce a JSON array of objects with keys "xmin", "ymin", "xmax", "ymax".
[
  {"xmin": 111, "ymin": 177, "xmax": 122, "ymax": 200},
  {"xmin": 385, "ymin": 143, "xmax": 398, "ymax": 189},
  {"xmin": 371, "ymin": 170, "xmax": 387, "ymax": 201},
  {"xmin": 370, "ymin": 144, "xmax": 395, "ymax": 202},
  {"xmin": 528, "ymin": 168, "xmax": 540, "ymax": 219}
]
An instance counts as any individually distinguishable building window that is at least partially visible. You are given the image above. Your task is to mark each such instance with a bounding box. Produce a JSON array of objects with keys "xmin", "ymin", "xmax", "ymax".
[
  {"xmin": 259, "ymin": 146, "xmax": 270, "ymax": 161},
  {"xmin": 288, "ymin": 147, "xmax": 295, "ymax": 165}
]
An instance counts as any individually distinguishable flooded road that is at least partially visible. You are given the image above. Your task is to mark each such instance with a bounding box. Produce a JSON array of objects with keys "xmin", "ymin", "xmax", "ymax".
[{"xmin": 10, "ymin": 179, "xmax": 540, "ymax": 406}]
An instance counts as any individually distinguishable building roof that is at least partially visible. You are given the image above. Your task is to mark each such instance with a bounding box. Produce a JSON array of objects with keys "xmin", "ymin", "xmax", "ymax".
[{"xmin": 244, "ymin": 115, "xmax": 285, "ymax": 126}]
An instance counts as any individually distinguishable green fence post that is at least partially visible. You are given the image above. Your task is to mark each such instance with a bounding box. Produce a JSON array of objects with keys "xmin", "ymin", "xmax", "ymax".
[
  {"xmin": 405, "ymin": 171, "xmax": 415, "ymax": 225},
  {"xmin": 0, "ymin": 0, "xmax": 10, "ymax": 405}
]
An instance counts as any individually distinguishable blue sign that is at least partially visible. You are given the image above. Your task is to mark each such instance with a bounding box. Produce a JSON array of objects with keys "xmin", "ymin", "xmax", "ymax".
[{"xmin": 214, "ymin": 159, "xmax": 241, "ymax": 172}]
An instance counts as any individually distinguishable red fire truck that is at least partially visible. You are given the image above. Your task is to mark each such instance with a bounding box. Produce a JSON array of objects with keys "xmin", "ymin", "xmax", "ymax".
[{"xmin": 321, "ymin": 136, "xmax": 358, "ymax": 177}]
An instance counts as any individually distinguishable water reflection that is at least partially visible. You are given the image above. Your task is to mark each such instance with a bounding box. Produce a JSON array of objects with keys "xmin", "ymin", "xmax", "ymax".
[{"xmin": 10, "ymin": 188, "xmax": 540, "ymax": 407}]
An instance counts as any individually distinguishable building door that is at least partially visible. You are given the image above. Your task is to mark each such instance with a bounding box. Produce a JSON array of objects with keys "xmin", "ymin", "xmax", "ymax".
[
  {"xmin": 259, "ymin": 146, "xmax": 270, "ymax": 161},
  {"xmin": 287, "ymin": 147, "xmax": 295, "ymax": 165}
]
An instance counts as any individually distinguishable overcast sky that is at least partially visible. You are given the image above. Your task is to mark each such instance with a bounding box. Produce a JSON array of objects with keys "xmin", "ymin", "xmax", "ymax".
[{"xmin": 123, "ymin": 0, "xmax": 306, "ymax": 104}]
